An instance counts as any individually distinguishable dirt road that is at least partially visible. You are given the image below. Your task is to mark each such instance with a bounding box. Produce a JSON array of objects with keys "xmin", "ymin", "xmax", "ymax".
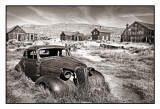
[
  {"xmin": 103, "ymin": 74, "xmax": 142, "ymax": 103},
  {"xmin": 72, "ymin": 49, "xmax": 143, "ymax": 103}
]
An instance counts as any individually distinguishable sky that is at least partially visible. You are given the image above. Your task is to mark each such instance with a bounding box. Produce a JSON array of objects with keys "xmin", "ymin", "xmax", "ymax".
[{"xmin": 7, "ymin": 6, "xmax": 154, "ymax": 28}]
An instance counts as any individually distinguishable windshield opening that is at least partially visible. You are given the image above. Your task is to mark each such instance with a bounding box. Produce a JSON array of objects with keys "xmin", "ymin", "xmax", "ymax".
[{"xmin": 39, "ymin": 48, "xmax": 70, "ymax": 58}]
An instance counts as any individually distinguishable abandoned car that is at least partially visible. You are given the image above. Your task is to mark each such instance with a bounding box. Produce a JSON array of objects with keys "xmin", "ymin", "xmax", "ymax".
[{"xmin": 15, "ymin": 45, "xmax": 105, "ymax": 93}]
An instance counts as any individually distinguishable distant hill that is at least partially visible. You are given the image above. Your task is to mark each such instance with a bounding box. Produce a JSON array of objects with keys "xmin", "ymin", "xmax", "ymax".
[{"xmin": 15, "ymin": 23, "xmax": 125, "ymax": 41}]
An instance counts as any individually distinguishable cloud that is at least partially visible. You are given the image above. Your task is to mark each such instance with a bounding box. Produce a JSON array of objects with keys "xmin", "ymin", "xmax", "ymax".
[
  {"xmin": 77, "ymin": 7, "xmax": 95, "ymax": 23},
  {"xmin": 27, "ymin": 6, "xmax": 61, "ymax": 24},
  {"xmin": 119, "ymin": 13, "xmax": 154, "ymax": 18},
  {"xmin": 7, "ymin": 12, "xmax": 39, "ymax": 24},
  {"xmin": 7, "ymin": 6, "xmax": 154, "ymax": 28},
  {"xmin": 69, "ymin": 16, "xmax": 90, "ymax": 24}
]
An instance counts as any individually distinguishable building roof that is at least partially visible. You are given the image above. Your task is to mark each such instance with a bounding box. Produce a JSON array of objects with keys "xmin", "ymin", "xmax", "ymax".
[
  {"xmin": 92, "ymin": 28, "xmax": 111, "ymax": 33},
  {"xmin": 75, "ymin": 32, "xmax": 84, "ymax": 36},
  {"xmin": 7, "ymin": 25, "xmax": 38, "ymax": 34},
  {"xmin": 62, "ymin": 31, "xmax": 77, "ymax": 36},
  {"xmin": 7, "ymin": 25, "xmax": 26, "ymax": 34},
  {"xmin": 61, "ymin": 31, "xmax": 84, "ymax": 36},
  {"xmin": 97, "ymin": 28, "xmax": 111, "ymax": 33},
  {"xmin": 121, "ymin": 21, "xmax": 154, "ymax": 36},
  {"xmin": 136, "ymin": 21, "xmax": 154, "ymax": 30}
]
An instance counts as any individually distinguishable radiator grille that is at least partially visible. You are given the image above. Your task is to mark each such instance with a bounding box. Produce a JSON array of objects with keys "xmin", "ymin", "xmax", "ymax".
[{"xmin": 76, "ymin": 67, "xmax": 88, "ymax": 88}]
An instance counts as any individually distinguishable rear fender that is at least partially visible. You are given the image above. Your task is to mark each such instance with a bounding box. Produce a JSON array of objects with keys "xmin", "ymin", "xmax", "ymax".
[
  {"xmin": 35, "ymin": 75, "xmax": 77, "ymax": 93},
  {"xmin": 15, "ymin": 63, "xmax": 23, "ymax": 72}
]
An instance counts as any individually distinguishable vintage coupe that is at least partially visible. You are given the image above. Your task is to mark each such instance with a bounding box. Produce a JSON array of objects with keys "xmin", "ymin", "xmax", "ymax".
[{"xmin": 15, "ymin": 45, "xmax": 105, "ymax": 93}]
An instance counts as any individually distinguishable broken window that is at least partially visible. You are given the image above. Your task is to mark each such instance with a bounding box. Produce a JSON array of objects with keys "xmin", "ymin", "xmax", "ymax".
[
  {"xmin": 24, "ymin": 50, "xmax": 37, "ymax": 59},
  {"xmin": 39, "ymin": 48, "xmax": 70, "ymax": 58}
]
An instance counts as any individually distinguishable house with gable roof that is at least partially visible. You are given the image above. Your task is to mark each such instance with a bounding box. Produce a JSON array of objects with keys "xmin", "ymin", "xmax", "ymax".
[
  {"xmin": 91, "ymin": 26, "xmax": 111, "ymax": 41},
  {"xmin": 121, "ymin": 21, "xmax": 154, "ymax": 43},
  {"xmin": 6, "ymin": 25, "xmax": 38, "ymax": 42}
]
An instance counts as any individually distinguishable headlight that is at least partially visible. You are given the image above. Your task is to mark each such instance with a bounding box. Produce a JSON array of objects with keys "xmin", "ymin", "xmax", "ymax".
[
  {"xmin": 63, "ymin": 70, "xmax": 72, "ymax": 79},
  {"xmin": 60, "ymin": 69, "xmax": 72, "ymax": 80},
  {"xmin": 87, "ymin": 67, "xmax": 95, "ymax": 76}
]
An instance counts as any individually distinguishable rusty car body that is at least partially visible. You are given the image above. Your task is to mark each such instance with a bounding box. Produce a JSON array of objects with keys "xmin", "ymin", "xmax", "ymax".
[{"xmin": 15, "ymin": 45, "xmax": 105, "ymax": 93}]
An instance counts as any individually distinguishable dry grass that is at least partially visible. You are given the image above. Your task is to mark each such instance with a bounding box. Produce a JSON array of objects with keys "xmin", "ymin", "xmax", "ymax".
[
  {"xmin": 86, "ymin": 45, "xmax": 154, "ymax": 103},
  {"xmin": 6, "ymin": 48, "xmax": 117, "ymax": 103},
  {"xmin": 7, "ymin": 70, "xmax": 117, "ymax": 103},
  {"xmin": 6, "ymin": 42, "xmax": 154, "ymax": 103}
]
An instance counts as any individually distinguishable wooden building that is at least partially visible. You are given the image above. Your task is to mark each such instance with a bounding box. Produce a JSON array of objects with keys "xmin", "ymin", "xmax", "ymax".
[
  {"xmin": 91, "ymin": 27, "xmax": 111, "ymax": 41},
  {"xmin": 121, "ymin": 21, "xmax": 154, "ymax": 43},
  {"xmin": 7, "ymin": 25, "xmax": 38, "ymax": 42},
  {"xmin": 60, "ymin": 31, "xmax": 84, "ymax": 41},
  {"xmin": 22, "ymin": 27, "xmax": 38, "ymax": 41}
]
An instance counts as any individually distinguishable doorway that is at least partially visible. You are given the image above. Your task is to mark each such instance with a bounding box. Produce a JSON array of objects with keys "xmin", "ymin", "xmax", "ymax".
[{"xmin": 18, "ymin": 34, "xmax": 21, "ymax": 41}]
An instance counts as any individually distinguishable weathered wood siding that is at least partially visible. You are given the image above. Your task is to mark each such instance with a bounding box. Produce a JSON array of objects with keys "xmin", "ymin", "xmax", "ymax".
[
  {"xmin": 99, "ymin": 32, "xmax": 110, "ymax": 40},
  {"xmin": 7, "ymin": 26, "xmax": 38, "ymax": 42},
  {"xmin": 7, "ymin": 26, "xmax": 26, "ymax": 41},
  {"xmin": 60, "ymin": 32, "xmax": 84, "ymax": 41},
  {"xmin": 26, "ymin": 33, "xmax": 38, "ymax": 41},
  {"xmin": 121, "ymin": 22, "xmax": 154, "ymax": 43},
  {"xmin": 91, "ymin": 29, "xmax": 110, "ymax": 41}
]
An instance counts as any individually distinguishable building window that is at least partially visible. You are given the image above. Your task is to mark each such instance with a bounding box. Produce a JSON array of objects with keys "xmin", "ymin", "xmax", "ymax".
[
  {"xmin": 72, "ymin": 36, "xmax": 74, "ymax": 40},
  {"xmin": 31, "ymin": 35, "xmax": 34, "ymax": 40}
]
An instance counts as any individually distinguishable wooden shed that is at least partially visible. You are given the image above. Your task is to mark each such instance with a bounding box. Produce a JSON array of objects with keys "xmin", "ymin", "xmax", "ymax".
[{"xmin": 121, "ymin": 21, "xmax": 154, "ymax": 43}]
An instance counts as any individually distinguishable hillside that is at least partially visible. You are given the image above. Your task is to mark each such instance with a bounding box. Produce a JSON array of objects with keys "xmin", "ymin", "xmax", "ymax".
[{"xmin": 19, "ymin": 23, "xmax": 124, "ymax": 41}]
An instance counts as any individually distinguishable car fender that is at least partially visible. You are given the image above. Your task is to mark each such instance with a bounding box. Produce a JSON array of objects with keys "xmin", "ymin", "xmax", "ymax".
[
  {"xmin": 88, "ymin": 70, "xmax": 105, "ymax": 88},
  {"xmin": 35, "ymin": 75, "xmax": 77, "ymax": 93}
]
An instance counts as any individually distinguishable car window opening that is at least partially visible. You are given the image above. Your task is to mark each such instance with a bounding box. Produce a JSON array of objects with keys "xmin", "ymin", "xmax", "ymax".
[
  {"xmin": 24, "ymin": 50, "xmax": 37, "ymax": 59},
  {"xmin": 39, "ymin": 48, "xmax": 69, "ymax": 58}
]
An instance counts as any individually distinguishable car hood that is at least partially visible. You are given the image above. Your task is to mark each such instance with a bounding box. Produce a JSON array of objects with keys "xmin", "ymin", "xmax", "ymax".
[{"xmin": 40, "ymin": 56, "xmax": 87, "ymax": 71}]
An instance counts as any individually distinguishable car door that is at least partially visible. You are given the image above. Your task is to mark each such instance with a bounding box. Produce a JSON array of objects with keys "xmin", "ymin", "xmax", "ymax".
[{"xmin": 24, "ymin": 50, "xmax": 40, "ymax": 81}]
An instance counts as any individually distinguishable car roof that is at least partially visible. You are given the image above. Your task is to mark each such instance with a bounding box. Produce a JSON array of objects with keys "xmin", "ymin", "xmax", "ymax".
[{"xmin": 27, "ymin": 45, "xmax": 66, "ymax": 50}]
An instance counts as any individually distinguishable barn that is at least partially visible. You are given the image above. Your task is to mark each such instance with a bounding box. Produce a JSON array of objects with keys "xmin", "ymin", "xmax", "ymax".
[
  {"xmin": 91, "ymin": 27, "xmax": 111, "ymax": 41},
  {"xmin": 121, "ymin": 21, "xmax": 154, "ymax": 43},
  {"xmin": 6, "ymin": 25, "xmax": 38, "ymax": 42},
  {"xmin": 60, "ymin": 31, "xmax": 84, "ymax": 41}
]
